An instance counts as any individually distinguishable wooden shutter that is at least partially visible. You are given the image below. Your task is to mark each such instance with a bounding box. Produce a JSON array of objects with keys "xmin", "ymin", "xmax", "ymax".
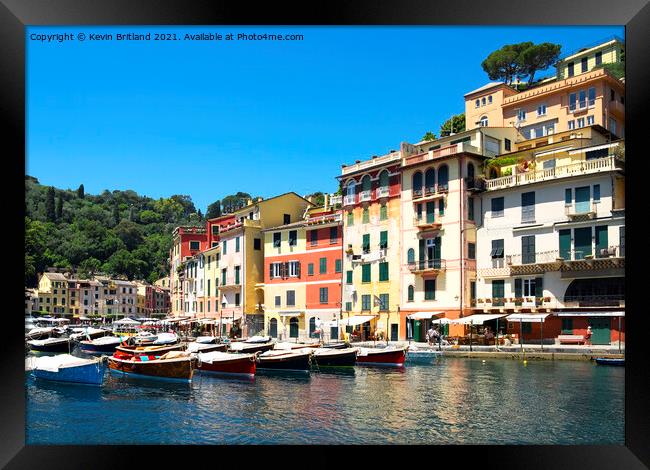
[
  {"xmin": 535, "ymin": 278, "xmax": 544, "ymax": 298},
  {"xmin": 380, "ymin": 231, "xmax": 388, "ymax": 248},
  {"xmin": 296, "ymin": 261, "xmax": 301, "ymax": 278},
  {"xmin": 559, "ymin": 230, "xmax": 571, "ymax": 260},
  {"xmin": 514, "ymin": 278, "xmax": 522, "ymax": 305},
  {"xmin": 269, "ymin": 264, "xmax": 274, "ymax": 280}
]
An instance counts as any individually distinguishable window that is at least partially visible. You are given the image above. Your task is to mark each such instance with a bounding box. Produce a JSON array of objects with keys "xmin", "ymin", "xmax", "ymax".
[
  {"xmin": 190, "ymin": 241, "xmax": 200, "ymax": 250},
  {"xmin": 254, "ymin": 238, "xmax": 261, "ymax": 250},
  {"xmin": 565, "ymin": 188, "xmax": 572, "ymax": 205},
  {"xmin": 438, "ymin": 165, "xmax": 449, "ymax": 190},
  {"xmin": 286, "ymin": 290, "xmax": 295, "ymax": 306},
  {"xmin": 424, "ymin": 279, "xmax": 436, "ymax": 300},
  {"xmin": 319, "ymin": 257, "xmax": 327, "ymax": 274},
  {"xmin": 577, "ymin": 117, "xmax": 585, "ymax": 128},
  {"xmin": 407, "ymin": 285, "xmax": 414, "ymax": 302},
  {"xmin": 481, "ymin": 97, "xmax": 486, "ymax": 106},
  {"xmin": 593, "ymin": 184, "xmax": 600, "ymax": 202},
  {"xmin": 517, "ymin": 109, "xmax": 526, "ymax": 122},
  {"xmin": 361, "ymin": 295, "xmax": 371, "ymax": 311},
  {"xmin": 521, "ymin": 192, "xmax": 535, "ymax": 223},
  {"xmin": 505, "ymin": 138, "xmax": 511, "ymax": 151},
  {"xmin": 270, "ymin": 263, "xmax": 282, "ymax": 279},
  {"xmin": 609, "ymin": 118, "xmax": 617, "ymax": 136},
  {"xmin": 319, "ymin": 287, "xmax": 329, "ymax": 304},
  {"xmin": 275, "ymin": 296, "xmax": 281, "ymax": 307},
  {"xmin": 568, "ymin": 62, "xmax": 574, "ymax": 77},
  {"xmin": 568, "ymin": 120, "xmax": 575, "ymax": 130},
  {"xmin": 488, "ymin": 95, "xmax": 492, "ymax": 104},
  {"xmin": 379, "ymin": 231, "xmax": 388, "ymax": 249},
  {"xmin": 586, "ymin": 115, "xmax": 595, "ymax": 126},
  {"xmin": 288, "ymin": 261, "xmax": 299, "ymax": 277},
  {"xmin": 235, "ymin": 293, "xmax": 241, "ymax": 307},
  {"xmin": 346, "ymin": 270, "xmax": 353, "ymax": 284},
  {"xmin": 380, "ymin": 204, "xmax": 387, "ymax": 220},
  {"xmin": 335, "ymin": 259, "xmax": 342, "ymax": 273},
  {"xmin": 362, "ymin": 234, "xmax": 370, "ymax": 254},
  {"xmin": 491, "ymin": 239, "xmax": 504, "ymax": 258},
  {"xmin": 468, "ymin": 243, "xmax": 476, "ymax": 259},
  {"xmin": 561, "ymin": 318, "xmax": 573, "ymax": 334},
  {"xmin": 288, "ymin": 230, "xmax": 297, "ymax": 246},
  {"xmin": 379, "ymin": 262, "xmax": 389, "ymax": 281},
  {"xmin": 569, "ymin": 93, "xmax": 577, "ymax": 111},
  {"xmin": 347, "ymin": 212, "xmax": 354, "ymax": 226},
  {"xmin": 207, "ymin": 279, "xmax": 211, "ymax": 296},
  {"xmin": 329, "ymin": 226, "xmax": 338, "ymax": 244},
  {"xmin": 610, "ymin": 89, "xmax": 615, "ymax": 101},
  {"xmin": 362, "ymin": 208, "xmax": 369, "ymax": 224},
  {"xmin": 492, "ymin": 280, "xmax": 505, "ymax": 306},
  {"xmin": 491, "ymin": 197, "xmax": 504, "ymax": 218},
  {"xmin": 468, "ymin": 197, "xmax": 474, "ymax": 221},
  {"xmin": 361, "ymin": 264, "xmax": 371, "ymax": 283},
  {"xmin": 522, "ymin": 278, "xmax": 537, "ymax": 297},
  {"xmin": 579, "ymin": 90, "xmax": 586, "ymax": 109},
  {"xmin": 235, "ymin": 236, "xmax": 240, "ymax": 252},
  {"xmin": 310, "ymin": 229, "xmax": 318, "ymax": 246},
  {"xmin": 273, "ymin": 232, "xmax": 281, "ymax": 248},
  {"xmin": 588, "ymin": 87, "xmax": 596, "ymax": 106},
  {"xmin": 475, "ymin": 99, "xmax": 480, "ymax": 108},
  {"xmin": 537, "ymin": 104, "xmax": 547, "ymax": 116},
  {"xmin": 438, "ymin": 199, "xmax": 445, "ymax": 217},
  {"xmin": 479, "ymin": 116, "xmax": 488, "ymax": 127},
  {"xmin": 308, "ymin": 263, "xmax": 314, "ymax": 276},
  {"xmin": 345, "ymin": 302, "xmax": 352, "ymax": 312},
  {"xmin": 522, "ymin": 235, "xmax": 536, "ymax": 264},
  {"xmin": 234, "ymin": 266, "xmax": 240, "ymax": 284},
  {"xmin": 283, "ymin": 214, "xmax": 291, "ymax": 224},
  {"xmin": 222, "ymin": 240, "xmax": 227, "ymax": 255},
  {"xmin": 595, "ymin": 51, "xmax": 602, "ymax": 66},
  {"xmin": 379, "ymin": 293, "xmax": 389, "ymax": 311},
  {"xmin": 581, "ymin": 57, "xmax": 588, "ymax": 73}
]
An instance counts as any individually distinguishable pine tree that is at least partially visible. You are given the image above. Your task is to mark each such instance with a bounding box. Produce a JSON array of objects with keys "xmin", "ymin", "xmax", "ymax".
[
  {"xmin": 45, "ymin": 187, "xmax": 56, "ymax": 222},
  {"xmin": 56, "ymin": 193, "xmax": 63, "ymax": 220},
  {"xmin": 113, "ymin": 203, "xmax": 120, "ymax": 225},
  {"xmin": 77, "ymin": 184, "xmax": 85, "ymax": 199}
]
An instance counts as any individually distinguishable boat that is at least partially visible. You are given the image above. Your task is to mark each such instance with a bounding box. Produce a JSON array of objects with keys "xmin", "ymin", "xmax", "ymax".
[
  {"xmin": 243, "ymin": 335, "xmax": 273, "ymax": 343},
  {"xmin": 27, "ymin": 337, "xmax": 73, "ymax": 353},
  {"xmin": 25, "ymin": 327, "xmax": 56, "ymax": 341},
  {"xmin": 321, "ymin": 342, "xmax": 350, "ymax": 350},
  {"xmin": 69, "ymin": 327, "xmax": 111, "ymax": 342},
  {"xmin": 185, "ymin": 342, "xmax": 228, "ymax": 354},
  {"xmin": 356, "ymin": 346, "xmax": 407, "ymax": 366},
  {"xmin": 196, "ymin": 351, "xmax": 257, "ymax": 377},
  {"xmin": 594, "ymin": 357, "xmax": 625, "ymax": 366},
  {"xmin": 152, "ymin": 332, "xmax": 179, "ymax": 345},
  {"xmin": 274, "ymin": 341, "xmax": 321, "ymax": 351},
  {"xmin": 195, "ymin": 336, "xmax": 218, "ymax": 344},
  {"xmin": 107, "ymin": 351, "xmax": 195, "ymax": 382},
  {"xmin": 228, "ymin": 340, "xmax": 275, "ymax": 354},
  {"xmin": 114, "ymin": 342, "xmax": 185, "ymax": 357},
  {"xmin": 78, "ymin": 335, "xmax": 123, "ymax": 354},
  {"xmin": 30, "ymin": 354, "xmax": 106, "ymax": 385},
  {"xmin": 312, "ymin": 347, "xmax": 358, "ymax": 367},
  {"xmin": 257, "ymin": 349, "xmax": 312, "ymax": 373}
]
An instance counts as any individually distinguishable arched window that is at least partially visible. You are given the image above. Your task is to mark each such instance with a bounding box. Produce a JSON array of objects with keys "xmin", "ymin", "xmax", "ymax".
[
  {"xmin": 467, "ymin": 162, "xmax": 475, "ymax": 179},
  {"xmin": 407, "ymin": 248, "xmax": 415, "ymax": 265},
  {"xmin": 346, "ymin": 179, "xmax": 356, "ymax": 196},
  {"xmin": 412, "ymin": 171, "xmax": 423, "ymax": 196},
  {"xmin": 379, "ymin": 170, "xmax": 389, "ymax": 190},
  {"xmin": 361, "ymin": 175, "xmax": 372, "ymax": 192},
  {"xmin": 289, "ymin": 317, "xmax": 299, "ymax": 338},
  {"xmin": 408, "ymin": 285, "xmax": 414, "ymax": 302},
  {"xmin": 564, "ymin": 277, "xmax": 624, "ymax": 304},
  {"xmin": 309, "ymin": 317, "xmax": 316, "ymax": 337},
  {"xmin": 438, "ymin": 165, "xmax": 449, "ymax": 190},
  {"xmin": 425, "ymin": 168, "xmax": 435, "ymax": 194},
  {"xmin": 479, "ymin": 115, "xmax": 488, "ymax": 127},
  {"xmin": 269, "ymin": 318, "xmax": 278, "ymax": 338}
]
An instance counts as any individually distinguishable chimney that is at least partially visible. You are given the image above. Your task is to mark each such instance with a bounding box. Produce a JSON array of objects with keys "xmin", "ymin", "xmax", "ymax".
[{"xmin": 324, "ymin": 193, "xmax": 329, "ymax": 210}]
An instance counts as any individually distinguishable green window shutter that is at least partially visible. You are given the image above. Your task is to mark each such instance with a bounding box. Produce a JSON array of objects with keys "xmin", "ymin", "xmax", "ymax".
[
  {"xmin": 362, "ymin": 234, "xmax": 370, "ymax": 253},
  {"xmin": 514, "ymin": 278, "xmax": 522, "ymax": 306},
  {"xmin": 379, "ymin": 293, "xmax": 389, "ymax": 311},
  {"xmin": 379, "ymin": 231, "xmax": 388, "ymax": 249},
  {"xmin": 379, "ymin": 262, "xmax": 389, "ymax": 281},
  {"xmin": 561, "ymin": 318, "xmax": 573, "ymax": 334},
  {"xmin": 346, "ymin": 270, "xmax": 353, "ymax": 284},
  {"xmin": 424, "ymin": 279, "xmax": 436, "ymax": 300},
  {"xmin": 559, "ymin": 229, "xmax": 571, "ymax": 260},
  {"xmin": 574, "ymin": 227, "xmax": 592, "ymax": 259},
  {"xmin": 426, "ymin": 202, "xmax": 435, "ymax": 223},
  {"xmin": 335, "ymin": 259, "xmax": 342, "ymax": 273},
  {"xmin": 319, "ymin": 257, "xmax": 327, "ymax": 274},
  {"xmin": 362, "ymin": 264, "xmax": 371, "ymax": 283},
  {"xmin": 345, "ymin": 302, "xmax": 352, "ymax": 311},
  {"xmin": 347, "ymin": 212, "xmax": 354, "ymax": 226},
  {"xmin": 236, "ymin": 237, "xmax": 240, "ymax": 252},
  {"xmin": 595, "ymin": 226, "xmax": 608, "ymax": 256},
  {"xmin": 380, "ymin": 204, "xmax": 387, "ymax": 220},
  {"xmin": 362, "ymin": 208, "xmax": 369, "ymax": 223},
  {"xmin": 438, "ymin": 199, "xmax": 445, "ymax": 216},
  {"xmin": 535, "ymin": 277, "xmax": 544, "ymax": 298},
  {"xmin": 407, "ymin": 285, "xmax": 414, "ymax": 302},
  {"xmin": 308, "ymin": 263, "xmax": 314, "ymax": 275}
]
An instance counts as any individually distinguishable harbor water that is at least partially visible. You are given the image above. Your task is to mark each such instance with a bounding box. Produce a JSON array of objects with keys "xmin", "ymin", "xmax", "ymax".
[{"xmin": 26, "ymin": 356, "xmax": 624, "ymax": 445}]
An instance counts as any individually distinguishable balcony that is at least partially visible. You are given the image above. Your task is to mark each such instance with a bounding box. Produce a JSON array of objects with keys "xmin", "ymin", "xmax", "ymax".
[
  {"xmin": 343, "ymin": 194, "xmax": 356, "ymax": 206},
  {"xmin": 568, "ymin": 99, "xmax": 596, "ymax": 114},
  {"xmin": 485, "ymin": 156, "xmax": 623, "ymax": 191},
  {"xmin": 565, "ymin": 201, "xmax": 598, "ymax": 220},
  {"xmin": 407, "ymin": 259, "xmax": 445, "ymax": 275},
  {"xmin": 219, "ymin": 277, "xmax": 241, "ymax": 289},
  {"xmin": 351, "ymin": 248, "xmax": 387, "ymax": 264},
  {"xmin": 413, "ymin": 216, "xmax": 443, "ymax": 232},
  {"xmin": 404, "ymin": 141, "xmax": 480, "ymax": 167},
  {"xmin": 329, "ymin": 195, "xmax": 342, "ymax": 206},
  {"xmin": 413, "ymin": 184, "xmax": 448, "ymax": 201},
  {"xmin": 359, "ymin": 190, "xmax": 372, "ymax": 202},
  {"xmin": 376, "ymin": 186, "xmax": 390, "ymax": 198},
  {"xmin": 465, "ymin": 177, "xmax": 486, "ymax": 192},
  {"xmin": 341, "ymin": 151, "xmax": 401, "ymax": 176}
]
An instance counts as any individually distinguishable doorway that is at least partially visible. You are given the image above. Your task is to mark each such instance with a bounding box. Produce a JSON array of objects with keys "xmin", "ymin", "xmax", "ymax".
[{"xmin": 589, "ymin": 317, "xmax": 611, "ymax": 345}]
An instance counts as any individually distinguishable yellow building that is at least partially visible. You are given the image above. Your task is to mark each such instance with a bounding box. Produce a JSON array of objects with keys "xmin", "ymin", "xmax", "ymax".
[
  {"xmin": 339, "ymin": 151, "xmax": 402, "ymax": 341},
  {"xmin": 217, "ymin": 193, "xmax": 313, "ymax": 337},
  {"xmin": 37, "ymin": 272, "xmax": 69, "ymax": 315},
  {"xmin": 202, "ymin": 244, "xmax": 220, "ymax": 320}
]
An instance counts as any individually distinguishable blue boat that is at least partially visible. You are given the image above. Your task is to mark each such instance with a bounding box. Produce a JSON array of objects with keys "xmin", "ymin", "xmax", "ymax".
[
  {"xmin": 594, "ymin": 357, "xmax": 625, "ymax": 366},
  {"xmin": 31, "ymin": 354, "xmax": 106, "ymax": 385}
]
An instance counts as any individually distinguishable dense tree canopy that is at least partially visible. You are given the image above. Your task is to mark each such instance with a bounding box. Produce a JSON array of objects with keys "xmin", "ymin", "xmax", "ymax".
[{"xmin": 481, "ymin": 41, "xmax": 561, "ymax": 86}]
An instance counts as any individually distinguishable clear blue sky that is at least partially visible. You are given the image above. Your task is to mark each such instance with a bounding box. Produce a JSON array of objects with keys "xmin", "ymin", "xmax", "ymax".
[{"xmin": 27, "ymin": 25, "xmax": 623, "ymax": 212}]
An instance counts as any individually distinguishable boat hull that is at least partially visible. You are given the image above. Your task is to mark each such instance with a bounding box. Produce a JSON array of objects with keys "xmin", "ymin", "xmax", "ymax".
[
  {"xmin": 33, "ymin": 362, "xmax": 105, "ymax": 385},
  {"xmin": 229, "ymin": 342, "xmax": 275, "ymax": 354},
  {"xmin": 115, "ymin": 343, "xmax": 184, "ymax": 356},
  {"xmin": 107, "ymin": 356, "xmax": 194, "ymax": 382},
  {"xmin": 313, "ymin": 349, "xmax": 357, "ymax": 367},
  {"xmin": 79, "ymin": 341, "xmax": 121, "ymax": 354},
  {"xmin": 321, "ymin": 342, "xmax": 350, "ymax": 350},
  {"xmin": 357, "ymin": 348, "xmax": 406, "ymax": 366},
  {"xmin": 198, "ymin": 355, "xmax": 256, "ymax": 376},
  {"xmin": 595, "ymin": 357, "xmax": 625, "ymax": 366},
  {"xmin": 28, "ymin": 340, "xmax": 72, "ymax": 353},
  {"xmin": 186, "ymin": 343, "xmax": 228, "ymax": 354},
  {"xmin": 257, "ymin": 352, "xmax": 312, "ymax": 372}
]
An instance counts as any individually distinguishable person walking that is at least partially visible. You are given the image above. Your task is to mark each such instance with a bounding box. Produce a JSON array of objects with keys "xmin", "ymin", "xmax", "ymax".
[
  {"xmin": 426, "ymin": 325, "xmax": 435, "ymax": 347},
  {"xmin": 585, "ymin": 326, "xmax": 593, "ymax": 346}
]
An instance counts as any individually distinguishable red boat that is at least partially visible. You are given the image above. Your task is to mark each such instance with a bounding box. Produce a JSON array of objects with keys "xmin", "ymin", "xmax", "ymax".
[
  {"xmin": 115, "ymin": 343, "xmax": 185, "ymax": 357},
  {"xmin": 107, "ymin": 351, "xmax": 195, "ymax": 382},
  {"xmin": 356, "ymin": 346, "xmax": 407, "ymax": 366},
  {"xmin": 196, "ymin": 351, "xmax": 257, "ymax": 377}
]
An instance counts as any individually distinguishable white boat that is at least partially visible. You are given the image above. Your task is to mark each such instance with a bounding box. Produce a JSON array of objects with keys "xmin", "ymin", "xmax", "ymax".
[
  {"xmin": 244, "ymin": 335, "xmax": 272, "ymax": 344},
  {"xmin": 195, "ymin": 336, "xmax": 217, "ymax": 344},
  {"xmin": 152, "ymin": 332, "xmax": 179, "ymax": 345},
  {"xmin": 78, "ymin": 335, "xmax": 123, "ymax": 354},
  {"xmin": 25, "ymin": 327, "xmax": 55, "ymax": 340},
  {"xmin": 69, "ymin": 327, "xmax": 110, "ymax": 342},
  {"xmin": 30, "ymin": 354, "xmax": 106, "ymax": 385}
]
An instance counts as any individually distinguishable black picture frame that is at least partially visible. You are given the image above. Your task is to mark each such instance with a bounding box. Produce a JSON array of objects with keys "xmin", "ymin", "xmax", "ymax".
[{"xmin": 2, "ymin": 0, "xmax": 647, "ymax": 467}]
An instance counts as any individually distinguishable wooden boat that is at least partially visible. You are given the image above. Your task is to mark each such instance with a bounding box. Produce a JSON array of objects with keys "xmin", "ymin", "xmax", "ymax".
[
  {"xmin": 69, "ymin": 327, "xmax": 111, "ymax": 342},
  {"xmin": 312, "ymin": 347, "xmax": 358, "ymax": 367},
  {"xmin": 195, "ymin": 336, "xmax": 218, "ymax": 344},
  {"xmin": 115, "ymin": 342, "xmax": 185, "ymax": 357},
  {"xmin": 152, "ymin": 332, "xmax": 179, "ymax": 345},
  {"xmin": 185, "ymin": 342, "xmax": 228, "ymax": 354},
  {"xmin": 321, "ymin": 342, "xmax": 350, "ymax": 350},
  {"xmin": 31, "ymin": 354, "xmax": 106, "ymax": 385},
  {"xmin": 257, "ymin": 349, "xmax": 312, "ymax": 373},
  {"xmin": 243, "ymin": 335, "xmax": 273, "ymax": 343},
  {"xmin": 274, "ymin": 341, "xmax": 320, "ymax": 351},
  {"xmin": 196, "ymin": 351, "xmax": 257, "ymax": 377},
  {"xmin": 228, "ymin": 341, "xmax": 275, "ymax": 354},
  {"xmin": 356, "ymin": 346, "xmax": 407, "ymax": 366},
  {"xmin": 79, "ymin": 336, "xmax": 123, "ymax": 354},
  {"xmin": 25, "ymin": 327, "xmax": 55, "ymax": 341},
  {"xmin": 594, "ymin": 357, "xmax": 625, "ymax": 366},
  {"xmin": 27, "ymin": 337, "xmax": 73, "ymax": 353},
  {"xmin": 107, "ymin": 351, "xmax": 194, "ymax": 382}
]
